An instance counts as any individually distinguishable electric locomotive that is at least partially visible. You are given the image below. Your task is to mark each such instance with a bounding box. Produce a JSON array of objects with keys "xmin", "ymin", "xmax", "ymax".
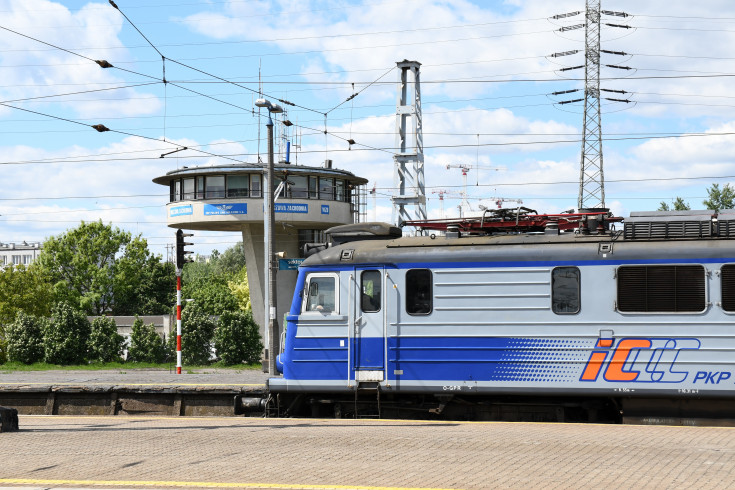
[{"xmin": 264, "ymin": 208, "xmax": 735, "ymax": 423}]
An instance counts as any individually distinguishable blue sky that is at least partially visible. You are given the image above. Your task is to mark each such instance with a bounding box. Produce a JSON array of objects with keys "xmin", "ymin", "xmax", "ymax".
[{"xmin": 2, "ymin": 0, "xmax": 735, "ymax": 256}]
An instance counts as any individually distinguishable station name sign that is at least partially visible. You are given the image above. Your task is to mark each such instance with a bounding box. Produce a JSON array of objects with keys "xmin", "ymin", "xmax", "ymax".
[
  {"xmin": 170, "ymin": 205, "xmax": 193, "ymax": 217},
  {"xmin": 204, "ymin": 203, "xmax": 248, "ymax": 216},
  {"xmin": 279, "ymin": 258, "xmax": 305, "ymax": 270},
  {"xmin": 275, "ymin": 203, "xmax": 308, "ymax": 213}
]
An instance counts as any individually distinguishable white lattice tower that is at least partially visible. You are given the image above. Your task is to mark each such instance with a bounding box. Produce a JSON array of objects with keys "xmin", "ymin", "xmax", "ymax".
[
  {"xmin": 392, "ymin": 60, "xmax": 427, "ymax": 228},
  {"xmin": 578, "ymin": 0, "xmax": 605, "ymax": 209}
]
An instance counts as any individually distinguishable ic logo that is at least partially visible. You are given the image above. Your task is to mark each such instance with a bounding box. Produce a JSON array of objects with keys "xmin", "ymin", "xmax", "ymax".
[{"xmin": 580, "ymin": 337, "xmax": 701, "ymax": 384}]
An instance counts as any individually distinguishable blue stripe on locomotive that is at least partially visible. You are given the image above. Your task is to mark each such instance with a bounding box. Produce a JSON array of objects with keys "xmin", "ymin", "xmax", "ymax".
[{"xmin": 280, "ymin": 332, "xmax": 594, "ymax": 382}]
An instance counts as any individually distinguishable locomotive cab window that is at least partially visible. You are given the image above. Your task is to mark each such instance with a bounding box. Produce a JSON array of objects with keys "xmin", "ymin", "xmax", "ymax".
[
  {"xmin": 406, "ymin": 269, "xmax": 432, "ymax": 315},
  {"xmin": 552, "ymin": 267, "xmax": 580, "ymax": 314},
  {"xmin": 721, "ymin": 264, "xmax": 735, "ymax": 312},
  {"xmin": 361, "ymin": 270, "xmax": 381, "ymax": 313},
  {"xmin": 303, "ymin": 273, "xmax": 339, "ymax": 314},
  {"xmin": 617, "ymin": 265, "xmax": 706, "ymax": 313}
]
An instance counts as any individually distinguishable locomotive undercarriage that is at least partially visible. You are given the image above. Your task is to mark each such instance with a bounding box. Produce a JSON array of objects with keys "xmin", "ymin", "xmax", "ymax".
[
  {"xmin": 261, "ymin": 392, "xmax": 623, "ymax": 423},
  {"xmin": 238, "ymin": 391, "xmax": 735, "ymax": 425}
]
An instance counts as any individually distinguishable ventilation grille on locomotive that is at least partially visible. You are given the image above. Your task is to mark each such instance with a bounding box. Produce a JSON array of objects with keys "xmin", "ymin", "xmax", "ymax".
[
  {"xmin": 717, "ymin": 210, "xmax": 735, "ymax": 238},
  {"xmin": 623, "ymin": 210, "xmax": 713, "ymax": 240}
]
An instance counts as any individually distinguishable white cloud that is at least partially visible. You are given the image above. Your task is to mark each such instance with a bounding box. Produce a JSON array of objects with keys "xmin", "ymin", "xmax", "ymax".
[{"xmin": 0, "ymin": 0, "xmax": 161, "ymax": 118}]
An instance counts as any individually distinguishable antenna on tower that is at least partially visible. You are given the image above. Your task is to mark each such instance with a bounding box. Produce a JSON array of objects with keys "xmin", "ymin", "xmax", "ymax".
[{"xmin": 391, "ymin": 60, "xmax": 427, "ymax": 232}]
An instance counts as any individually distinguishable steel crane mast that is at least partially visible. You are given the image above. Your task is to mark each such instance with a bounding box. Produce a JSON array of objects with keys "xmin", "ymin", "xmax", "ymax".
[{"xmin": 391, "ymin": 60, "xmax": 427, "ymax": 230}]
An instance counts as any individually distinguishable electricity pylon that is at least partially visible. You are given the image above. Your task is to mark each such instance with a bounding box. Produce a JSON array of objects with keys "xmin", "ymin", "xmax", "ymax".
[{"xmin": 578, "ymin": 0, "xmax": 605, "ymax": 210}]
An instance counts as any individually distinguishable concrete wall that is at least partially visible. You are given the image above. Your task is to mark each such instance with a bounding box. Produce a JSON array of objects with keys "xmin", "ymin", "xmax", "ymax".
[
  {"xmin": 241, "ymin": 224, "xmax": 300, "ymax": 355},
  {"xmin": 87, "ymin": 315, "xmax": 172, "ymax": 359}
]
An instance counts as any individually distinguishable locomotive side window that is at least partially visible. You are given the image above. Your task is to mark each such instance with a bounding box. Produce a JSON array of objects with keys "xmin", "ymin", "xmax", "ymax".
[
  {"xmin": 406, "ymin": 269, "xmax": 432, "ymax": 315},
  {"xmin": 721, "ymin": 265, "xmax": 735, "ymax": 312},
  {"xmin": 304, "ymin": 274, "xmax": 339, "ymax": 313},
  {"xmin": 617, "ymin": 265, "xmax": 706, "ymax": 313},
  {"xmin": 361, "ymin": 270, "xmax": 381, "ymax": 313},
  {"xmin": 552, "ymin": 267, "xmax": 580, "ymax": 314}
]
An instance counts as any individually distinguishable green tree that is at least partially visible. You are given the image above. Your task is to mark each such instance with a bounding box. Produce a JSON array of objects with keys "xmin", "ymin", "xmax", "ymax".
[
  {"xmin": 113, "ymin": 239, "xmax": 175, "ymax": 315},
  {"xmin": 88, "ymin": 317, "xmax": 126, "ymax": 363},
  {"xmin": 658, "ymin": 197, "xmax": 691, "ymax": 211},
  {"xmin": 228, "ymin": 267, "xmax": 251, "ymax": 312},
  {"xmin": 181, "ymin": 261, "xmax": 239, "ymax": 315},
  {"xmin": 127, "ymin": 317, "xmax": 167, "ymax": 363},
  {"xmin": 0, "ymin": 264, "xmax": 52, "ymax": 327},
  {"xmin": 703, "ymin": 183, "xmax": 735, "ymax": 213},
  {"xmin": 43, "ymin": 302, "xmax": 91, "ymax": 365},
  {"xmin": 6, "ymin": 312, "xmax": 46, "ymax": 364},
  {"xmin": 215, "ymin": 310, "xmax": 262, "ymax": 365},
  {"xmin": 37, "ymin": 221, "xmax": 174, "ymax": 315},
  {"xmin": 215, "ymin": 242, "xmax": 246, "ymax": 275},
  {"xmin": 173, "ymin": 302, "xmax": 216, "ymax": 365}
]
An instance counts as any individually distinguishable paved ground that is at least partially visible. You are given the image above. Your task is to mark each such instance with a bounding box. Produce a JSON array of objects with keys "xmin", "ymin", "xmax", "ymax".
[
  {"xmin": 0, "ymin": 368, "xmax": 270, "ymax": 389},
  {"xmin": 1, "ymin": 416, "xmax": 735, "ymax": 490}
]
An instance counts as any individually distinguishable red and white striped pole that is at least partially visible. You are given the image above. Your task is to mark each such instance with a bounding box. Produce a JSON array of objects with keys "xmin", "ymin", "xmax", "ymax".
[{"xmin": 176, "ymin": 269, "xmax": 182, "ymax": 374}]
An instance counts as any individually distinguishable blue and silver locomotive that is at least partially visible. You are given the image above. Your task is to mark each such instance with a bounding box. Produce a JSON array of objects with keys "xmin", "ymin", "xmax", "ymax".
[{"xmin": 267, "ymin": 209, "xmax": 735, "ymax": 422}]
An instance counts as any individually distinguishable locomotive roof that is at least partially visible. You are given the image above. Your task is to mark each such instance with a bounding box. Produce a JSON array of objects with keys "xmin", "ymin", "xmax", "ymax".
[{"xmin": 301, "ymin": 230, "xmax": 735, "ymax": 268}]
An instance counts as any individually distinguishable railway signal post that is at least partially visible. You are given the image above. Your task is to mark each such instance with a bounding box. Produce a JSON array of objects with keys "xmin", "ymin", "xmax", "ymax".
[{"xmin": 175, "ymin": 229, "xmax": 193, "ymax": 374}]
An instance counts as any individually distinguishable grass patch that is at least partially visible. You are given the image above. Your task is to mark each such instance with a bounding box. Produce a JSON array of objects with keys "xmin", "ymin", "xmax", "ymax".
[{"xmin": 0, "ymin": 361, "xmax": 262, "ymax": 372}]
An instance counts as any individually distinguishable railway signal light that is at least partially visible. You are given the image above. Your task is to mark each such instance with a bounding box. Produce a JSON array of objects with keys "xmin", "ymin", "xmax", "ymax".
[{"xmin": 175, "ymin": 229, "xmax": 194, "ymax": 269}]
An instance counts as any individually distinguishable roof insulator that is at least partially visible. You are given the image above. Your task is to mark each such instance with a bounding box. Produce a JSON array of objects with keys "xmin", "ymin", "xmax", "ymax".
[
  {"xmin": 551, "ymin": 11, "xmax": 581, "ymax": 19},
  {"xmin": 559, "ymin": 24, "xmax": 585, "ymax": 32},
  {"xmin": 550, "ymin": 50, "xmax": 579, "ymax": 58},
  {"xmin": 601, "ymin": 49, "xmax": 628, "ymax": 56},
  {"xmin": 552, "ymin": 89, "xmax": 580, "ymax": 96},
  {"xmin": 601, "ymin": 10, "xmax": 629, "ymax": 17}
]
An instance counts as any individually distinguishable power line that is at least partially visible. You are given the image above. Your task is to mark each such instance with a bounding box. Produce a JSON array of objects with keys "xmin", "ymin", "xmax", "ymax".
[
  {"xmin": 3, "ymin": 130, "xmax": 735, "ymax": 167},
  {"xmin": 0, "ymin": 18, "xmax": 552, "ymax": 54},
  {"xmin": 2, "ymin": 173, "xmax": 735, "ymax": 204},
  {"xmin": 0, "ymin": 82, "xmax": 161, "ymax": 105}
]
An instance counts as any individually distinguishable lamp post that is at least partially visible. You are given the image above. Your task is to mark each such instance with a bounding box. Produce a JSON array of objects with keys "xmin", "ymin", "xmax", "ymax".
[{"xmin": 255, "ymin": 98, "xmax": 283, "ymax": 376}]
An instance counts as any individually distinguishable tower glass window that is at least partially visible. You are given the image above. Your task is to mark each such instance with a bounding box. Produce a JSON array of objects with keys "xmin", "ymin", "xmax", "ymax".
[{"xmin": 227, "ymin": 175, "xmax": 249, "ymax": 197}]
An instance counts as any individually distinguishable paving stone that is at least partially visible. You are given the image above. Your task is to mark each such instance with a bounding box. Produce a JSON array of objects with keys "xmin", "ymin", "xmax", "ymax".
[{"xmin": 1, "ymin": 416, "xmax": 735, "ymax": 489}]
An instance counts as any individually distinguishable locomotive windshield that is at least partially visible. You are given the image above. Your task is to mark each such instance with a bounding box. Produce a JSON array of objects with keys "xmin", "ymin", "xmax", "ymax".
[{"xmin": 304, "ymin": 273, "xmax": 338, "ymax": 313}]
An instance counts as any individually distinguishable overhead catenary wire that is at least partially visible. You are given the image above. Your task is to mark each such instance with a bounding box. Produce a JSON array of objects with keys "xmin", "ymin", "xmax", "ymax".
[{"xmin": 2, "ymin": 171, "xmax": 735, "ymax": 203}]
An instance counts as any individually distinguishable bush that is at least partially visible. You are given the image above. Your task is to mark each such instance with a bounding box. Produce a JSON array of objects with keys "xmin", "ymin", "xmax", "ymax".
[
  {"xmin": 88, "ymin": 317, "xmax": 126, "ymax": 363},
  {"xmin": 215, "ymin": 310, "xmax": 262, "ymax": 365},
  {"xmin": 44, "ymin": 302, "xmax": 91, "ymax": 365},
  {"xmin": 6, "ymin": 312, "xmax": 46, "ymax": 364},
  {"xmin": 127, "ymin": 317, "xmax": 166, "ymax": 363},
  {"xmin": 172, "ymin": 303, "xmax": 216, "ymax": 365}
]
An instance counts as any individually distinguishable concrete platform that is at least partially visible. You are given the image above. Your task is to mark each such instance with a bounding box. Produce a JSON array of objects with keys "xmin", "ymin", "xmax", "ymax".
[
  {"xmin": 0, "ymin": 369, "xmax": 269, "ymax": 417},
  {"xmin": 1, "ymin": 416, "xmax": 735, "ymax": 489}
]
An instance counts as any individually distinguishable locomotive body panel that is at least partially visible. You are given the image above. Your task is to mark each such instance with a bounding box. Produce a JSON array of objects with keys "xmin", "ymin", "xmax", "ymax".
[{"xmin": 270, "ymin": 231, "xmax": 735, "ymax": 403}]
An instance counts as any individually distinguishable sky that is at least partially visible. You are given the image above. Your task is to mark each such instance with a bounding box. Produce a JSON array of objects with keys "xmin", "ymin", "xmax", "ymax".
[{"xmin": 2, "ymin": 0, "xmax": 735, "ymax": 257}]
